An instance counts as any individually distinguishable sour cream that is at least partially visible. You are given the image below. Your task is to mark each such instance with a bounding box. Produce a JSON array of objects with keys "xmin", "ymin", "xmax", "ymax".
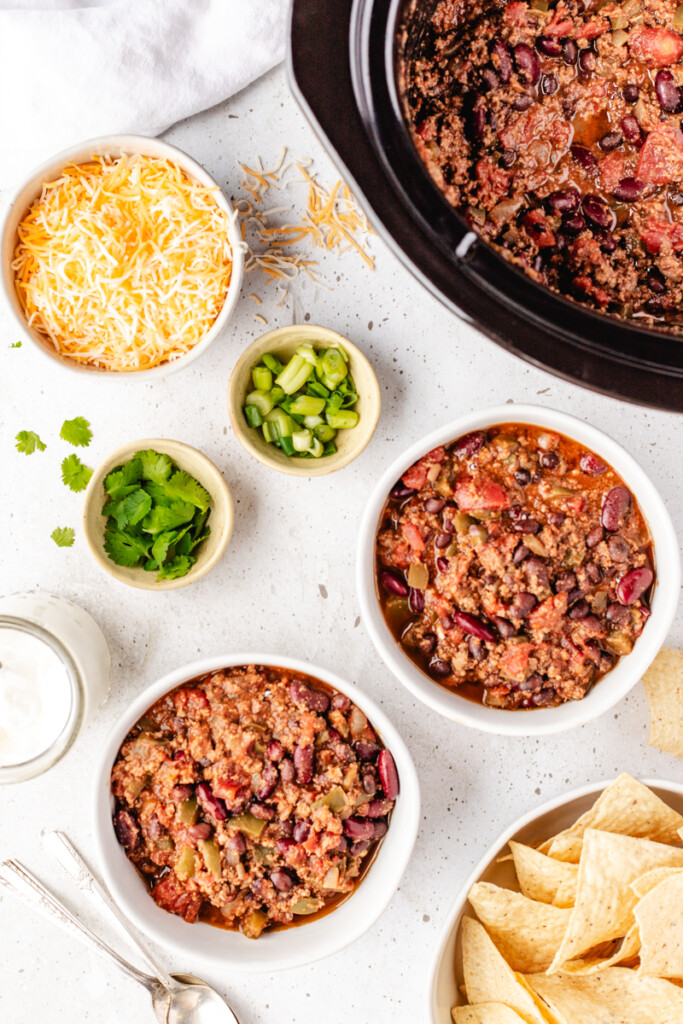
[{"xmin": 0, "ymin": 626, "xmax": 72, "ymax": 767}]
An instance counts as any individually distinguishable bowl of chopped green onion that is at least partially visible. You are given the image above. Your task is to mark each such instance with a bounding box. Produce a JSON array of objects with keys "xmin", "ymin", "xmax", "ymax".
[
  {"xmin": 82, "ymin": 438, "xmax": 234, "ymax": 590},
  {"xmin": 228, "ymin": 325, "xmax": 381, "ymax": 476}
]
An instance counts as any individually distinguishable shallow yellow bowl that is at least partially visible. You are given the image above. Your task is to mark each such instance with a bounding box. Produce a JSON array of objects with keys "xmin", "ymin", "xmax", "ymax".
[
  {"xmin": 228, "ymin": 324, "xmax": 381, "ymax": 477},
  {"xmin": 83, "ymin": 438, "xmax": 234, "ymax": 591}
]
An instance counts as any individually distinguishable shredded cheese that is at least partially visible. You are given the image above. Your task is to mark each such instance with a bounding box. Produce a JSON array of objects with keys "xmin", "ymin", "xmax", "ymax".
[
  {"xmin": 12, "ymin": 154, "xmax": 233, "ymax": 372},
  {"xmin": 237, "ymin": 148, "xmax": 374, "ymax": 287}
]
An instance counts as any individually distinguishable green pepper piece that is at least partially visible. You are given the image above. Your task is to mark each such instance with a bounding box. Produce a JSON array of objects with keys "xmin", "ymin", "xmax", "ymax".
[
  {"xmin": 241, "ymin": 909, "xmax": 269, "ymax": 939},
  {"xmin": 292, "ymin": 897, "xmax": 324, "ymax": 915},
  {"xmin": 175, "ymin": 846, "xmax": 197, "ymax": 880},
  {"xmin": 155, "ymin": 837, "xmax": 175, "ymax": 851},
  {"xmin": 313, "ymin": 785, "xmax": 348, "ymax": 814},
  {"xmin": 198, "ymin": 838, "xmax": 222, "ymax": 878},
  {"xmin": 179, "ymin": 797, "xmax": 199, "ymax": 825},
  {"xmin": 229, "ymin": 812, "xmax": 267, "ymax": 840}
]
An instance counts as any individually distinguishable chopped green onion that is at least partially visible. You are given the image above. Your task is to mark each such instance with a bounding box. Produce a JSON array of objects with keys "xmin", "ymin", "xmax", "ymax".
[
  {"xmin": 308, "ymin": 437, "xmax": 324, "ymax": 458},
  {"xmin": 326, "ymin": 391, "xmax": 344, "ymax": 412},
  {"xmin": 326, "ymin": 409, "xmax": 359, "ymax": 430},
  {"xmin": 270, "ymin": 385, "xmax": 285, "ymax": 404},
  {"xmin": 245, "ymin": 389, "xmax": 275, "ymax": 417},
  {"xmin": 295, "ymin": 343, "xmax": 318, "ymax": 365},
  {"xmin": 289, "ymin": 395, "xmax": 326, "ymax": 416},
  {"xmin": 303, "ymin": 414, "xmax": 324, "ymax": 429},
  {"xmin": 252, "ymin": 366, "xmax": 273, "ymax": 391},
  {"xmin": 323, "ymin": 441, "xmax": 337, "ymax": 456},
  {"xmin": 307, "ymin": 380, "xmax": 330, "ymax": 399},
  {"xmin": 262, "ymin": 353, "xmax": 284, "ymax": 374},
  {"xmin": 244, "ymin": 405, "xmax": 263, "ymax": 428},
  {"xmin": 280, "ymin": 436, "xmax": 296, "ymax": 456},
  {"xmin": 292, "ymin": 429, "xmax": 313, "ymax": 452},
  {"xmin": 262, "ymin": 421, "xmax": 279, "ymax": 444},
  {"xmin": 275, "ymin": 354, "xmax": 314, "ymax": 395},
  {"xmin": 265, "ymin": 407, "xmax": 295, "ymax": 437},
  {"xmin": 314, "ymin": 423, "xmax": 336, "ymax": 443},
  {"xmin": 319, "ymin": 347, "xmax": 348, "ymax": 388}
]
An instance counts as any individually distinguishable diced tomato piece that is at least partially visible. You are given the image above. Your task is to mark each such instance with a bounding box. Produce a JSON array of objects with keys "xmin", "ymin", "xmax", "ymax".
[
  {"xmin": 528, "ymin": 593, "xmax": 568, "ymax": 632},
  {"xmin": 454, "ymin": 476, "xmax": 510, "ymax": 511},
  {"xmin": 545, "ymin": 17, "xmax": 574, "ymax": 36},
  {"xmin": 573, "ymin": 275, "xmax": 610, "ymax": 307},
  {"xmin": 475, "ymin": 157, "xmax": 510, "ymax": 199},
  {"xmin": 581, "ymin": 19, "xmax": 610, "ymax": 40},
  {"xmin": 401, "ymin": 446, "xmax": 446, "ymax": 489},
  {"xmin": 402, "ymin": 521, "xmax": 425, "ymax": 553},
  {"xmin": 523, "ymin": 209, "xmax": 556, "ymax": 249},
  {"xmin": 598, "ymin": 151, "xmax": 626, "ymax": 193},
  {"xmin": 151, "ymin": 874, "xmax": 202, "ymax": 923},
  {"xmin": 173, "ymin": 688, "xmax": 209, "ymax": 714},
  {"xmin": 629, "ymin": 25, "xmax": 683, "ymax": 67},
  {"xmin": 499, "ymin": 643, "xmax": 535, "ymax": 682},
  {"xmin": 504, "ymin": 1, "xmax": 527, "ymax": 26},
  {"xmin": 640, "ymin": 217, "xmax": 683, "ymax": 254},
  {"xmin": 636, "ymin": 123, "xmax": 683, "ymax": 186}
]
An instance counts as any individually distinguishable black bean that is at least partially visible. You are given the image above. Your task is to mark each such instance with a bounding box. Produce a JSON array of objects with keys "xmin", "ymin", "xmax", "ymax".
[
  {"xmin": 584, "ymin": 562, "xmax": 602, "ymax": 584},
  {"xmin": 501, "ymin": 148, "xmax": 517, "ymax": 168},
  {"xmin": 568, "ymin": 599, "xmax": 589, "ymax": 620},
  {"xmin": 612, "ymin": 177, "xmax": 645, "ymax": 202},
  {"xmin": 391, "ymin": 482, "xmax": 415, "ymax": 500},
  {"xmin": 598, "ymin": 231, "xmax": 617, "ymax": 253},
  {"xmin": 622, "ymin": 83, "xmax": 639, "ymax": 103},
  {"xmin": 579, "ymin": 48, "xmax": 597, "ymax": 73},
  {"xmin": 418, "ymin": 632, "xmax": 437, "ymax": 658},
  {"xmin": 493, "ymin": 616, "xmax": 515, "ymax": 638},
  {"xmin": 562, "ymin": 39, "xmax": 578, "ymax": 65},
  {"xmin": 555, "ymin": 571, "xmax": 576, "ymax": 593},
  {"xmin": 468, "ymin": 636, "xmax": 486, "ymax": 661},
  {"xmin": 514, "ymin": 43, "xmax": 540, "ymax": 84},
  {"xmin": 532, "ymin": 689, "xmax": 557, "ymax": 707},
  {"xmin": 430, "ymin": 658, "xmax": 452, "ymax": 677},
  {"xmin": 539, "ymin": 450, "xmax": 559, "ymax": 469},
  {"xmin": 514, "ymin": 93, "xmax": 534, "ymax": 112},
  {"xmin": 647, "ymin": 268, "xmax": 667, "ymax": 294},
  {"xmin": 606, "ymin": 602, "xmax": 630, "ymax": 624},
  {"xmin": 547, "ymin": 188, "xmax": 580, "ymax": 214},
  {"xmin": 481, "ymin": 67, "xmax": 499, "ymax": 91},
  {"xmin": 509, "ymin": 591, "xmax": 537, "ymax": 619},
  {"xmin": 669, "ymin": 188, "xmax": 683, "ymax": 206},
  {"xmin": 541, "ymin": 73, "xmax": 559, "ymax": 96},
  {"xmin": 519, "ymin": 673, "xmax": 543, "ymax": 692},
  {"xmin": 655, "ymin": 69, "xmax": 682, "ymax": 113},
  {"xmin": 563, "ymin": 213, "xmax": 587, "ymax": 234},
  {"xmin": 583, "ymin": 194, "xmax": 615, "ymax": 229},
  {"xmin": 599, "ymin": 131, "xmax": 622, "ymax": 152},
  {"xmin": 537, "ymin": 36, "xmax": 562, "ymax": 57},
  {"xmin": 547, "ymin": 511, "xmax": 565, "ymax": 527}
]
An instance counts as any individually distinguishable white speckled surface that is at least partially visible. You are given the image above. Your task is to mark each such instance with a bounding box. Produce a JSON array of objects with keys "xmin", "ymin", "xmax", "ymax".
[{"xmin": 1, "ymin": 65, "xmax": 682, "ymax": 1024}]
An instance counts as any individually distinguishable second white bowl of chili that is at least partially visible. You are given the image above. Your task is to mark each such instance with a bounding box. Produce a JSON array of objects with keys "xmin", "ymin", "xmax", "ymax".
[{"xmin": 357, "ymin": 404, "xmax": 679, "ymax": 735}]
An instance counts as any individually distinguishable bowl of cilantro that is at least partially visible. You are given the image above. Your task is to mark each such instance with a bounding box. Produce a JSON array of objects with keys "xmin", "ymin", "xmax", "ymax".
[{"xmin": 83, "ymin": 439, "xmax": 233, "ymax": 590}]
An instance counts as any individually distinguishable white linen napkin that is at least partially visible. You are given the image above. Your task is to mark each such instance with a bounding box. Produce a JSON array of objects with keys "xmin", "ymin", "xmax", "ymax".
[{"xmin": 0, "ymin": 0, "xmax": 288, "ymax": 188}]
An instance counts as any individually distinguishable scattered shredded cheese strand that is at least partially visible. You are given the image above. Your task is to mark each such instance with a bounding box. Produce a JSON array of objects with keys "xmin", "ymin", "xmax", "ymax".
[
  {"xmin": 237, "ymin": 148, "xmax": 374, "ymax": 287},
  {"xmin": 12, "ymin": 154, "xmax": 233, "ymax": 372}
]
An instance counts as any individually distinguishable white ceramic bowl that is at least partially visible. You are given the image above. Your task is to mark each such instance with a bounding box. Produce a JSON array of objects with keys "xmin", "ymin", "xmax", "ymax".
[
  {"xmin": 0, "ymin": 134, "xmax": 245, "ymax": 380},
  {"xmin": 428, "ymin": 777, "xmax": 683, "ymax": 1024},
  {"xmin": 92, "ymin": 653, "xmax": 420, "ymax": 972},
  {"xmin": 357, "ymin": 403, "xmax": 680, "ymax": 736}
]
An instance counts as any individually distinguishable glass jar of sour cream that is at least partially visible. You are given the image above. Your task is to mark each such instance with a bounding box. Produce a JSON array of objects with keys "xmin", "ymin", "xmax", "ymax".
[{"xmin": 0, "ymin": 593, "xmax": 110, "ymax": 783}]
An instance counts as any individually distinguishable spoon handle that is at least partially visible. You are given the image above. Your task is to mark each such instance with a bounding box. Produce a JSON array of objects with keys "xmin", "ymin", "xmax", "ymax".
[
  {"xmin": 46, "ymin": 830, "xmax": 174, "ymax": 990},
  {"xmin": 0, "ymin": 859, "xmax": 156, "ymax": 991}
]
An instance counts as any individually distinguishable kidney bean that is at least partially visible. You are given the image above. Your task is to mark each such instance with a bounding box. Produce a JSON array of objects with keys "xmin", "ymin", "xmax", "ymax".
[
  {"xmin": 343, "ymin": 817, "xmax": 376, "ymax": 841},
  {"xmin": 250, "ymin": 801, "xmax": 276, "ymax": 821},
  {"xmin": 584, "ymin": 562, "xmax": 602, "ymax": 584},
  {"xmin": 409, "ymin": 587, "xmax": 425, "ymax": 614},
  {"xmin": 554, "ymin": 571, "xmax": 576, "ymax": 593},
  {"xmin": 607, "ymin": 535, "xmax": 630, "ymax": 562},
  {"xmin": 560, "ymin": 38, "xmax": 578, "ymax": 64},
  {"xmin": 493, "ymin": 616, "xmax": 515, "ymax": 638},
  {"xmin": 378, "ymin": 749, "xmax": 400, "ymax": 799},
  {"xmin": 655, "ymin": 69, "xmax": 682, "ymax": 113},
  {"xmin": 468, "ymin": 636, "xmax": 486, "ymax": 661},
  {"xmin": 532, "ymin": 689, "xmax": 557, "ymax": 707},
  {"xmin": 599, "ymin": 131, "xmax": 622, "ymax": 152},
  {"xmin": 606, "ymin": 602, "xmax": 630, "ymax": 624},
  {"xmin": 436, "ymin": 557, "xmax": 450, "ymax": 573},
  {"xmin": 228, "ymin": 832, "xmax": 247, "ymax": 855},
  {"xmin": 114, "ymin": 810, "xmax": 140, "ymax": 851},
  {"xmin": 539, "ymin": 450, "xmax": 559, "ymax": 469},
  {"xmin": 380, "ymin": 570, "xmax": 409, "ymax": 596},
  {"xmin": 280, "ymin": 757, "xmax": 295, "ymax": 782},
  {"xmin": 579, "ymin": 452, "xmax": 606, "ymax": 475},
  {"xmin": 435, "ymin": 533, "xmax": 451, "ymax": 549},
  {"xmin": 509, "ymin": 591, "xmax": 537, "ymax": 619},
  {"xmin": 519, "ymin": 673, "xmax": 544, "ymax": 693},
  {"xmin": 602, "ymin": 486, "xmax": 632, "ymax": 531},
  {"xmin": 266, "ymin": 740, "xmax": 284, "ymax": 762},
  {"xmin": 547, "ymin": 189, "xmax": 580, "ymax": 215},
  {"xmin": 600, "ymin": 651, "xmax": 616, "ymax": 673},
  {"xmin": 525, "ymin": 556, "xmax": 550, "ymax": 589},
  {"xmin": 293, "ymin": 744, "xmax": 314, "ymax": 784},
  {"xmin": 513, "ymin": 544, "xmax": 530, "ymax": 565},
  {"xmin": 586, "ymin": 525, "xmax": 604, "ymax": 548},
  {"xmin": 424, "ymin": 497, "xmax": 446, "ymax": 513},
  {"xmin": 512, "ymin": 518, "xmax": 540, "ymax": 534},
  {"xmin": 171, "ymin": 784, "xmax": 194, "ymax": 802},
  {"xmin": 570, "ymin": 145, "xmax": 597, "ymax": 172},
  {"xmin": 256, "ymin": 763, "xmax": 279, "ymax": 801},
  {"xmin": 582, "ymin": 195, "xmax": 615, "ymax": 229},
  {"xmin": 614, "ymin": 177, "xmax": 646, "ymax": 202},
  {"xmin": 355, "ymin": 740, "xmax": 380, "ymax": 763},
  {"xmin": 562, "ymin": 213, "xmax": 586, "ymax": 236},
  {"xmin": 480, "ymin": 66, "xmax": 499, "ymax": 91},
  {"xmin": 620, "ymin": 115, "xmax": 642, "ymax": 145},
  {"xmin": 196, "ymin": 783, "xmax": 227, "ymax": 821},
  {"xmin": 289, "ymin": 679, "xmax": 330, "ymax": 714},
  {"xmin": 645, "ymin": 297, "xmax": 664, "ymax": 316},
  {"xmin": 623, "ymin": 83, "xmax": 639, "ymax": 103},
  {"xmin": 365, "ymin": 798, "xmax": 393, "ymax": 819},
  {"xmin": 418, "ymin": 632, "xmax": 438, "ymax": 658},
  {"xmin": 568, "ymin": 599, "xmax": 589, "ymax": 620},
  {"xmin": 292, "ymin": 819, "xmax": 311, "ymax": 843},
  {"xmin": 597, "ymin": 230, "xmax": 617, "ymax": 253},
  {"xmin": 440, "ymin": 614, "xmax": 455, "ymax": 631},
  {"xmin": 514, "ymin": 43, "xmax": 540, "ymax": 83},
  {"xmin": 430, "ymin": 658, "xmax": 452, "ymax": 677},
  {"xmin": 616, "ymin": 566, "xmax": 653, "ymax": 606},
  {"xmin": 567, "ymin": 587, "xmax": 584, "ymax": 606},
  {"xmin": 501, "ymin": 148, "xmax": 517, "ymax": 169},
  {"xmin": 391, "ymin": 481, "xmax": 415, "ymax": 500},
  {"xmin": 363, "ymin": 773, "xmax": 377, "ymax": 796},
  {"xmin": 514, "ymin": 467, "xmax": 531, "ymax": 486},
  {"xmin": 373, "ymin": 821, "xmax": 388, "ymax": 839},
  {"xmin": 350, "ymin": 839, "xmax": 373, "ymax": 857},
  {"xmin": 452, "ymin": 430, "xmax": 486, "ymax": 458},
  {"xmin": 670, "ymin": 188, "xmax": 683, "ymax": 206},
  {"xmin": 172, "ymin": 749, "xmax": 187, "ymax": 761},
  {"xmin": 491, "ymin": 39, "xmax": 512, "ymax": 79},
  {"xmin": 536, "ymin": 36, "xmax": 562, "ymax": 57},
  {"xmin": 513, "ymin": 93, "xmax": 533, "ymax": 112},
  {"xmin": 547, "ymin": 511, "xmax": 565, "ymax": 527},
  {"xmin": 331, "ymin": 692, "xmax": 351, "ymax": 712},
  {"xmin": 578, "ymin": 48, "xmax": 596, "ymax": 73},
  {"xmin": 188, "ymin": 822, "xmax": 213, "ymax": 842},
  {"xmin": 541, "ymin": 73, "xmax": 559, "ymax": 96},
  {"xmin": 451, "ymin": 610, "xmax": 497, "ymax": 642},
  {"xmin": 647, "ymin": 268, "xmax": 667, "ymax": 294},
  {"xmin": 270, "ymin": 869, "xmax": 294, "ymax": 893}
]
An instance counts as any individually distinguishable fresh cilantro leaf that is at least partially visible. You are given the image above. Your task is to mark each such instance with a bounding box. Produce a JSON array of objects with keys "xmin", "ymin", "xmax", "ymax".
[
  {"xmin": 163, "ymin": 470, "xmax": 211, "ymax": 513},
  {"xmin": 104, "ymin": 459, "xmax": 143, "ymax": 499},
  {"xmin": 51, "ymin": 527, "xmax": 75, "ymax": 547},
  {"xmin": 61, "ymin": 453, "xmax": 93, "ymax": 492},
  {"xmin": 102, "ymin": 499, "xmax": 129, "ymax": 530},
  {"xmin": 60, "ymin": 417, "xmax": 92, "ymax": 447},
  {"xmin": 192, "ymin": 509, "xmax": 209, "ymax": 539},
  {"xmin": 103, "ymin": 527, "xmax": 150, "ymax": 567},
  {"xmin": 122, "ymin": 488, "xmax": 152, "ymax": 526},
  {"xmin": 151, "ymin": 526, "xmax": 188, "ymax": 566},
  {"xmin": 144, "ymin": 481, "xmax": 175, "ymax": 507},
  {"xmin": 156, "ymin": 555, "xmax": 195, "ymax": 581},
  {"xmin": 175, "ymin": 532, "xmax": 193, "ymax": 557},
  {"xmin": 143, "ymin": 558, "xmax": 159, "ymax": 572},
  {"xmin": 190, "ymin": 526, "xmax": 210, "ymax": 553},
  {"xmin": 142, "ymin": 501, "xmax": 195, "ymax": 535},
  {"xmin": 10, "ymin": 341, "xmax": 21, "ymax": 349},
  {"xmin": 135, "ymin": 449, "xmax": 173, "ymax": 483},
  {"xmin": 15, "ymin": 430, "xmax": 46, "ymax": 454}
]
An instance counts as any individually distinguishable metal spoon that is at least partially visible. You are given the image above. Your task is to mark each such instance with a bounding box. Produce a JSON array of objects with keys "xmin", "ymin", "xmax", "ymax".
[{"xmin": 45, "ymin": 831, "xmax": 241, "ymax": 1024}]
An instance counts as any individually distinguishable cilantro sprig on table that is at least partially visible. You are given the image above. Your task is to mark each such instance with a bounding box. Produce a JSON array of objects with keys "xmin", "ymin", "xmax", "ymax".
[
  {"xmin": 102, "ymin": 450, "xmax": 211, "ymax": 581},
  {"xmin": 15, "ymin": 430, "xmax": 46, "ymax": 454},
  {"xmin": 51, "ymin": 527, "xmax": 75, "ymax": 547},
  {"xmin": 61, "ymin": 453, "xmax": 93, "ymax": 492},
  {"xmin": 60, "ymin": 416, "xmax": 93, "ymax": 448}
]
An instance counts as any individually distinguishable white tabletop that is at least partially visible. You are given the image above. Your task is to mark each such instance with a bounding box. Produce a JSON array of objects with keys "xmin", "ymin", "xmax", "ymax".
[{"xmin": 1, "ymin": 64, "xmax": 682, "ymax": 1024}]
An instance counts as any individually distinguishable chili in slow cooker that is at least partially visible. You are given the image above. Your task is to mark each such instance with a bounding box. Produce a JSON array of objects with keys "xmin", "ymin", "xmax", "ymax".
[
  {"xmin": 375, "ymin": 424, "xmax": 654, "ymax": 709},
  {"xmin": 111, "ymin": 666, "xmax": 398, "ymax": 937},
  {"xmin": 401, "ymin": 0, "xmax": 683, "ymax": 327}
]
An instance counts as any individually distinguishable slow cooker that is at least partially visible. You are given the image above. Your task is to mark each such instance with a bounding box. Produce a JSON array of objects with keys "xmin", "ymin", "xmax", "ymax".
[{"xmin": 288, "ymin": 0, "xmax": 683, "ymax": 411}]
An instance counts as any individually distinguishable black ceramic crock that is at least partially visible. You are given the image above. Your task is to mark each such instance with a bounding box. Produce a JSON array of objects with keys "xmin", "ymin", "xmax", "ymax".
[{"xmin": 288, "ymin": 0, "xmax": 683, "ymax": 411}]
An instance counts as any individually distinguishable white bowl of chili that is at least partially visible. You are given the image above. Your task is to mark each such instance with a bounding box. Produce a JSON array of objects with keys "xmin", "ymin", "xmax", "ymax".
[
  {"xmin": 357, "ymin": 404, "xmax": 679, "ymax": 736},
  {"xmin": 92, "ymin": 653, "xmax": 420, "ymax": 971},
  {"xmin": 0, "ymin": 134, "xmax": 245, "ymax": 378}
]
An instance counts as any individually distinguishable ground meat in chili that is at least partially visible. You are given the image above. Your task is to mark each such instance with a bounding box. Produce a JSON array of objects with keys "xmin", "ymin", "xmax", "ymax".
[
  {"xmin": 375, "ymin": 424, "xmax": 654, "ymax": 709},
  {"xmin": 111, "ymin": 666, "xmax": 398, "ymax": 937},
  {"xmin": 400, "ymin": 0, "xmax": 683, "ymax": 327}
]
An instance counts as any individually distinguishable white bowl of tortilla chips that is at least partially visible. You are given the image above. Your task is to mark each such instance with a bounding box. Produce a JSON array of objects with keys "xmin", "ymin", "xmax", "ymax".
[{"xmin": 430, "ymin": 774, "xmax": 683, "ymax": 1024}]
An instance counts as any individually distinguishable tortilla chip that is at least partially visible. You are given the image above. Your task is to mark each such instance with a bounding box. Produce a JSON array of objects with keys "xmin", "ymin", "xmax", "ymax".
[
  {"xmin": 509, "ymin": 842, "xmax": 578, "ymax": 908},
  {"xmin": 642, "ymin": 648, "xmax": 683, "ymax": 758},
  {"xmin": 635, "ymin": 873, "xmax": 683, "ymax": 979},
  {"xmin": 549, "ymin": 829, "xmax": 683, "ymax": 972},
  {"xmin": 538, "ymin": 774, "xmax": 683, "ymax": 863},
  {"xmin": 468, "ymin": 882, "xmax": 570, "ymax": 973},
  {"xmin": 460, "ymin": 917, "xmax": 550, "ymax": 1024},
  {"xmin": 452, "ymin": 1006, "xmax": 530, "ymax": 1024},
  {"xmin": 631, "ymin": 867, "xmax": 683, "ymax": 901},
  {"xmin": 552, "ymin": 926, "xmax": 641, "ymax": 976},
  {"xmin": 526, "ymin": 967, "xmax": 683, "ymax": 1023}
]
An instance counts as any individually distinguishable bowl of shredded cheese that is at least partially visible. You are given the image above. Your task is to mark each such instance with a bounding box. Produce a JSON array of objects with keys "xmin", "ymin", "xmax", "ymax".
[{"xmin": 0, "ymin": 135, "xmax": 244, "ymax": 377}]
